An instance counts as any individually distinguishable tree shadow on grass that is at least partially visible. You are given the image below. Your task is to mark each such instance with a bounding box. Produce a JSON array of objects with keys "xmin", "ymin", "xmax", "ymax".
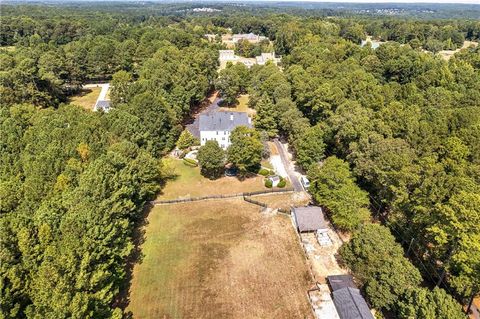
[{"xmin": 112, "ymin": 202, "xmax": 152, "ymax": 315}]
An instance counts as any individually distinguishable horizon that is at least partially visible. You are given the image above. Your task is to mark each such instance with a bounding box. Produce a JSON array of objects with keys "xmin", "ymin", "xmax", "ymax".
[{"xmin": 4, "ymin": 0, "xmax": 480, "ymax": 4}]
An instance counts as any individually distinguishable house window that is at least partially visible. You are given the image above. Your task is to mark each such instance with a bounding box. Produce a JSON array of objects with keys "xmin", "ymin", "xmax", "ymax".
[
  {"xmin": 222, "ymin": 137, "xmax": 225, "ymax": 141},
  {"xmin": 216, "ymin": 131, "xmax": 218, "ymax": 135}
]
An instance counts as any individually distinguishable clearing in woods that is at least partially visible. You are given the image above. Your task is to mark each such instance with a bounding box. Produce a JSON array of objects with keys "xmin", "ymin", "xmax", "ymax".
[
  {"xmin": 127, "ymin": 199, "xmax": 314, "ymax": 319},
  {"xmin": 69, "ymin": 87, "xmax": 102, "ymax": 110}
]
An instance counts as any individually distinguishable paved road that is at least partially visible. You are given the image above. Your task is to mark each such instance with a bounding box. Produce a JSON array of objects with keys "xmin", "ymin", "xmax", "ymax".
[{"xmin": 273, "ymin": 138, "xmax": 303, "ymax": 192}]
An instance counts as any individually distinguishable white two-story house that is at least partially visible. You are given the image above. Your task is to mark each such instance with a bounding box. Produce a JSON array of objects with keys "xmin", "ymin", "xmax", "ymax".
[{"xmin": 199, "ymin": 111, "xmax": 252, "ymax": 149}]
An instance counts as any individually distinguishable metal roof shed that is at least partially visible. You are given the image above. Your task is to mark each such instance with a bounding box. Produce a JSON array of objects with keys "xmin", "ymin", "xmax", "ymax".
[
  {"xmin": 327, "ymin": 275, "xmax": 357, "ymax": 292},
  {"xmin": 332, "ymin": 288, "xmax": 374, "ymax": 319},
  {"xmin": 293, "ymin": 206, "xmax": 327, "ymax": 233}
]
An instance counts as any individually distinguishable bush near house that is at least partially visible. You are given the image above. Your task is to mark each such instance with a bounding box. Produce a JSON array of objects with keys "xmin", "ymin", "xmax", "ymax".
[
  {"xmin": 183, "ymin": 158, "xmax": 198, "ymax": 167},
  {"xmin": 265, "ymin": 179, "xmax": 273, "ymax": 188},
  {"xmin": 277, "ymin": 179, "xmax": 286, "ymax": 188},
  {"xmin": 258, "ymin": 168, "xmax": 270, "ymax": 176}
]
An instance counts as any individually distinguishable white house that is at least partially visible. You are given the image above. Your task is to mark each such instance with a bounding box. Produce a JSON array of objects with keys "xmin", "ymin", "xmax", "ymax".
[
  {"xmin": 232, "ymin": 33, "xmax": 267, "ymax": 44},
  {"xmin": 199, "ymin": 112, "xmax": 252, "ymax": 149},
  {"xmin": 219, "ymin": 50, "xmax": 281, "ymax": 69},
  {"xmin": 255, "ymin": 52, "xmax": 281, "ymax": 66}
]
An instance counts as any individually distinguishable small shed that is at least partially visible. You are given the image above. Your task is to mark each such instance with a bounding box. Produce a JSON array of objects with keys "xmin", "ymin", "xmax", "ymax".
[
  {"xmin": 268, "ymin": 175, "xmax": 281, "ymax": 187},
  {"xmin": 292, "ymin": 206, "xmax": 327, "ymax": 233}
]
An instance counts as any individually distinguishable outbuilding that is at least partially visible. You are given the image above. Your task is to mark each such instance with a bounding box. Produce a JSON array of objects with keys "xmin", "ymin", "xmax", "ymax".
[
  {"xmin": 292, "ymin": 206, "xmax": 327, "ymax": 233},
  {"xmin": 326, "ymin": 275, "xmax": 374, "ymax": 319}
]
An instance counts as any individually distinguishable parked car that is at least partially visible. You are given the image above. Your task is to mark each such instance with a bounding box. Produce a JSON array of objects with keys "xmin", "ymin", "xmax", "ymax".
[
  {"xmin": 225, "ymin": 167, "xmax": 238, "ymax": 177},
  {"xmin": 300, "ymin": 176, "xmax": 310, "ymax": 189}
]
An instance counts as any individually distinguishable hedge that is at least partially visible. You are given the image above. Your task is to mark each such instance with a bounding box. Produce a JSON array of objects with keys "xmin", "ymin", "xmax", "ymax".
[
  {"xmin": 265, "ymin": 179, "xmax": 273, "ymax": 188},
  {"xmin": 183, "ymin": 158, "xmax": 198, "ymax": 167},
  {"xmin": 258, "ymin": 168, "xmax": 270, "ymax": 176}
]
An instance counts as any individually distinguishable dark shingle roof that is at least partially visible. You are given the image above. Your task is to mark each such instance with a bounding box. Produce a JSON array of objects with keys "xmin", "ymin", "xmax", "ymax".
[
  {"xmin": 293, "ymin": 206, "xmax": 327, "ymax": 232},
  {"xmin": 199, "ymin": 112, "xmax": 251, "ymax": 132},
  {"xmin": 333, "ymin": 288, "xmax": 374, "ymax": 319},
  {"xmin": 327, "ymin": 275, "xmax": 357, "ymax": 292}
]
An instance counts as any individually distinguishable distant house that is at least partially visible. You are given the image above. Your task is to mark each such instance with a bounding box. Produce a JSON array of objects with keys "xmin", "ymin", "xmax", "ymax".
[
  {"xmin": 199, "ymin": 112, "xmax": 252, "ymax": 149},
  {"xmin": 292, "ymin": 206, "xmax": 328, "ymax": 233},
  {"xmin": 219, "ymin": 50, "xmax": 237, "ymax": 62},
  {"xmin": 232, "ymin": 33, "xmax": 267, "ymax": 44},
  {"xmin": 219, "ymin": 50, "xmax": 281, "ymax": 69},
  {"xmin": 255, "ymin": 52, "xmax": 281, "ymax": 66},
  {"xmin": 327, "ymin": 275, "xmax": 374, "ymax": 319}
]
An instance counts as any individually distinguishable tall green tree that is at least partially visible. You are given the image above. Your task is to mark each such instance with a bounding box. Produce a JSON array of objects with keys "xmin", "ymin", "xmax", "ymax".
[
  {"xmin": 227, "ymin": 126, "xmax": 263, "ymax": 173},
  {"xmin": 308, "ymin": 156, "xmax": 370, "ymax": 231},
  {"xmin": 254, "ymin": 94, "xmax": 278, "ymax": 138},
  {"xmin": 197, "ymin": 140, "xmax": 225, "ymax": 179},
  {"xmin": 340, "ymin": 224, "xmax": 422, "ymax": 310}
]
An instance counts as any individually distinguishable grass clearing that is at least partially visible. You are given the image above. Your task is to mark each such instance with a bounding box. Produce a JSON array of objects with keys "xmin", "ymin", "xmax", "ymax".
[
  {"xmin": 254, "ymin": 192, "xmax": 310, "ymax": 210},
  {"xmin": 160, "ymin": 158, "xmax": 265, "ymax": 199},
  {"xmin": 127, "ymin": 199, "xmax": 314, "ymax": 319},
  {"xmin": 219, "ymin": 94, "xmax": 255, "ymax": 116},
  {"xmin": 68, "ymin": 87, "xmax": 101, "ymax": 110}
]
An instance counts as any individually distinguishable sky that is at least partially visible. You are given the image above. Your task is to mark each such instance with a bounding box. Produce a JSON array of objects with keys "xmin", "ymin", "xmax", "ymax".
[{"xmin": 250, "ymin": 0, "xmax": 480, "ymax": 3}]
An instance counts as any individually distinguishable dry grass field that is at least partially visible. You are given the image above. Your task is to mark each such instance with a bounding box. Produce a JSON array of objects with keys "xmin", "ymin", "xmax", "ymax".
[
  {"xmin": 127, "ymin": 199, "xmax": 314, "ymax": 319},
  {"xmin": 69, "ymin": 87, "xmax": 101, "ymax": 110},
  {"xmin": 159, "ymin": 158, "xmax": 266, "ymax": 199},
  {"xmin": 255, "ymin": 192, "xmax": 310, "ymax": 211}
]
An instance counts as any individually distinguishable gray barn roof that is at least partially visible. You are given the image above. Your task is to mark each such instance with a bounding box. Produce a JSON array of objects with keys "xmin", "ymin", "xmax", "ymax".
[
  {"xmin": 327, "ymin": 275, "xmax": 357, "ymax": 292},
  {"xmin": 333, "ymin": 288, "xmax": 374, "ymax": 319},
  {"xmin": 293, "ymin": 206, "xmax": 327, "ymax": 232},
  {"xmin": 199, "ymin": 111, "xmax": 251, "ymax": 132}
]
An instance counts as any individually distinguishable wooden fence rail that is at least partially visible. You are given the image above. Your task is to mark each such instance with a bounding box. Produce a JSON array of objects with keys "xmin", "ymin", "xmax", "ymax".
[{"xmin": 150, "ymin": 187, "xmax": 294, "ymax": 205}]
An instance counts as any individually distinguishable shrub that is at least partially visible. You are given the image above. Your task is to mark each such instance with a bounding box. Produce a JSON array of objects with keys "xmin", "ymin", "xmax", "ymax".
[
  {"xmin": 269, "ymin": 170, "xmax": 275, "ymax": 175},
  {"xmin": 183, "ymin": 158, "xmax": 198, "ymax": 167},
  {"xmin": 265, "ymin": 178, "xmax": 273, "ymax": 188},
  {"xmin": 177, "ymin": 130, "xmax": 199, "ymax": 150},
  {"xmin": 277, "ymin": 179, "xmax": 286, "ymax": 188},
  {"xmin": 258, "ymin": 168, "xmax": 270, "ymax": 176}
]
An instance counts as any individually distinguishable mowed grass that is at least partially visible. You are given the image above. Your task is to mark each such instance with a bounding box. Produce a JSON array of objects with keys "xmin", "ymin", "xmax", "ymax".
[
  {"xmin": 68, "ymin": 87, "xmax": 101, "ymax": 110},
  {"xmin": 127, "ymin": 199, "xmax": 314, "ymax": 319},
  {"xmin": 219, "ymin": 94, "xmax": 255, "ymax": 116},
  {"xmin": 160, "ymin": 158, "xmax": 265, "ymax": 199}
]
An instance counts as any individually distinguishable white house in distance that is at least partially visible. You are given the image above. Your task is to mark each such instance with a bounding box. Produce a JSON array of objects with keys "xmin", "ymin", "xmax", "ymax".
[
  {"xmin": 199, "ymin": 111, "xmax": 252, "ymax": 149},
  {"xmin": 219, "ymin": 50, "xmax": 281, "ymax": 69},
  {"xmin": 232, "ymin": 33, "xmax": 268, "ymax": 44}
]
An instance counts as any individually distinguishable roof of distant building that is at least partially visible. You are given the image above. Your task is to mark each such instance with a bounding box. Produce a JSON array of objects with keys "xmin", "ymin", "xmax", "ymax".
[
  {"xmin": 199, "ymin": 111, "xmax": 251, "ymax": 132},
  {"xmin": 332, "ymin": 287, "xmax": 374, "ymax": 319},
  {"xmin": 293, "ymin": 206, "xmax": 327, "ymax": 232}
]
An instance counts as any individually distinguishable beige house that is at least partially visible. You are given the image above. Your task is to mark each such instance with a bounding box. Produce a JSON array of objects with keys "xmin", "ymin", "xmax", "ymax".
[{"xmin": 219, "ymin": 50, "xmax": 281, "ymax": 70}]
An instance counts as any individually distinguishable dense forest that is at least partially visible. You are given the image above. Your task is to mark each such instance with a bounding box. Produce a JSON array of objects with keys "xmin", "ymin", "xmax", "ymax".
[{"xmin": 1, "ymin": 2, "xmax": 480, "ymax": 318}]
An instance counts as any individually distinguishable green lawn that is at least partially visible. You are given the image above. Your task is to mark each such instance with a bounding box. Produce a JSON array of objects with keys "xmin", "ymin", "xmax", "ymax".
[
  {"xmin": 160, "ymin": 158, "xmax": 265, "ymax": 199},
  {"xmin": 219, "ymin": 94, "xmax": 255, "ymax": 116}
]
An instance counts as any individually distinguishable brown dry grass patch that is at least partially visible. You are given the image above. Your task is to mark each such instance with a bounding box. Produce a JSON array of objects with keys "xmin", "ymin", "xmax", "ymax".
[
  {"xmin": 127, "ymin": 199, "xmax": 314, "ymax": 319},
  {"xmin": 69, "ymin": 87, "xmax": 101, "ymax": 110}
]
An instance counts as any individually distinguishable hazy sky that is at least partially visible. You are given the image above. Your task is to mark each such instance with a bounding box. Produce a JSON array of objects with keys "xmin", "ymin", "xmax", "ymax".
[{"xmin": 259, "ymin": 0, "xmax": 480, "ymax": 3}]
